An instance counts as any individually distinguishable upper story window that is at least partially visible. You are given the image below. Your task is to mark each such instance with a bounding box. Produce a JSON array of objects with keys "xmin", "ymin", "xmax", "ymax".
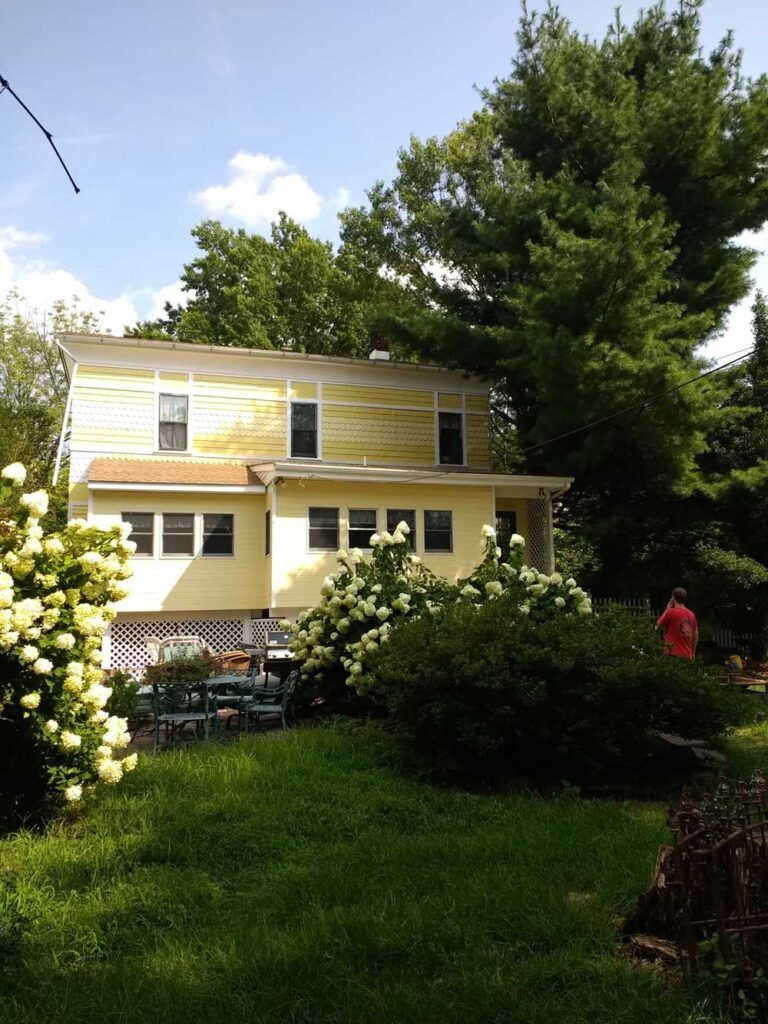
[
  {"xmin": 202, "ymin": 514, "xmax": 234, "ymax": 557},
  {"xmin": 438, "ymin": 412, "xmax": 464, "ymax": 465},
  {"xmin": 162, "ymin": 513, "xmax": 194, "ymax": 556},
  {"xmin": 121, "ymin": 512, "xmax": 153, "ymax": 556},
  {"xmin": 387, "ymin": 509, "xmax": 416, "ymax": 550},
  {"xmin": 308, "ymin": 506, "xmax": 338, "ymax": 550},
  {"xmin": 424, "ymin": 510, "xmax": 453, "ymax": 552},
  {"xmin": 348, "ymin": 509, "xmax": 377, "ymax": 549},
  {"xmin": 159, "ymin": 394, "xmax": 188, "ymax": 451},
  {"xmin": 291, "ymin": 402, "xmax": 318, "ymax": 459}
]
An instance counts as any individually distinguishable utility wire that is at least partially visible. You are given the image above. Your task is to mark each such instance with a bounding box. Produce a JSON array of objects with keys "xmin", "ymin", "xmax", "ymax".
[
  {"xmin": 0, "ymin": 72, "xmax": 80, "ymax": 194},
  {"xmin": 520, "ymin": 346, "xmax": 755, "ymax": 456}
]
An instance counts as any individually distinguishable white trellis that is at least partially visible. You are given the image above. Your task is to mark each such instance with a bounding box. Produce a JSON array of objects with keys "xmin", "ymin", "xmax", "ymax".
[{"xmin": 109, "ymin": 617, "xmax": 278, "ymax": 671}]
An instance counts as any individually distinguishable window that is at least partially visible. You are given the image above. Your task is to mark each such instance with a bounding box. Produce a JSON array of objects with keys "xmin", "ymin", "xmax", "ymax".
[
  {"xmin": 387, "ymin": 509, "xmax": 416, "ymax": 550},
  {"xmin": 202, "ymin": 514, "xmax": 234, "ymax": 556},
  {"xmin": 495, "ymin": 510, "xmax": 518, "ymax": 554},
  {"xmin": 348, "ymin": 509, "xmax": 377, "ymax": 549},
  {"xmin": 291, "ymin": 402, "xmax": 318, "ymax": 458},
  {"xmin": 308, "ymin": 507, "xmax": 338, "ymax": 550},
  {"xmin": 159, "ymin": 394, "xmax": 188, "ymax": 451},
  {"xmin": 424, "ymin": 510, "xmax": 452, "ymax": 552},
  {"xmin": 121, "ymin": 512, "xmax": 153, "ymax": 556},
  {"xmin": 162, "ymin": 513, "xmax": 194, "ymax": 556},
  {"xmin": 438, "ymin": 411, "xmax": 464, "ymax": 465},
  {"xmin": 265, "ymin": 510, "xmax": 271, "ymax": 556}
]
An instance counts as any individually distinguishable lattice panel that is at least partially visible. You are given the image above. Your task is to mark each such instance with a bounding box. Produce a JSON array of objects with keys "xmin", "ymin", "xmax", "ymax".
[
  {"xmin": 250, "ymin": 618, "xmax": 284, "ymax": 646},
  {"xmin": 110, "ymin": 618, "xmax": 246, "ymax": 671},
  {"xmin": 526, "ymin": 497, "xmax": 552, "ymax": 572}
]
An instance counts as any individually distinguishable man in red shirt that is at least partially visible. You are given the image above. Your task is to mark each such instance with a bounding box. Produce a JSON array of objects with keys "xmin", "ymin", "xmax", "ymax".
[{"xmin": 656, "ymin": 587, "xmax": 698, "ymax": 659}]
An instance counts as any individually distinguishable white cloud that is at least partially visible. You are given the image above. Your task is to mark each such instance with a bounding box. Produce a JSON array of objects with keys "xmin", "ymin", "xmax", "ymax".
[
  {"xmin": 193, "ymin": 151, "xmax": 348, "ymax": 228},
  {"xmin": 0, "ymin": 225, "xmax": 138, "ymax": 334},
  {"xmin": 147, "ymin": 281, "xmax": 188, "ymax": 319}
]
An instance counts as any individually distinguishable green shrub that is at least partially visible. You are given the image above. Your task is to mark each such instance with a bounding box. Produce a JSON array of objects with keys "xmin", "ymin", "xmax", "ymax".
[
  {"xmin": 104, "ymin": 670, "xmax": 139, "ymax": 722},
  {"xmin": 144, "ymin": 652, "xmax": 215, "ymax": 686},
  {"xmin": 366, "ymin": 598, "xmax": 746, "ymax": 784}
]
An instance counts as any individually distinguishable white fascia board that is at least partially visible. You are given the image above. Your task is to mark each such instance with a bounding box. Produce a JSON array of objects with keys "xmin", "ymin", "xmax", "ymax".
[
  {"xmin": 88, "ymin": 482, "xmax": 265, "ymax": 494},
  {"xmin": 56, "ymin": 334, "xmax": 491, "ymax": 393}
]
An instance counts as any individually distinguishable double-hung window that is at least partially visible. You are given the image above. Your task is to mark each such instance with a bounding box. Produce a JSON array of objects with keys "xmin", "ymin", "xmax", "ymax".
[
  {"xmin": 438, "ymin": 411, "xmax": 464, "ymax": 465},
  {"xmin": 308, "ymin": 507, "xmax": 338, "ymax": 550},
  {"xmin": 121, "ymin": 512, "xmax": 154, "ymax": 556},
  {"xmin": 495, "ymin": 510, "xmax": 518, "ymax": 553},
  {"xmin": 424, "ymin": 510, "xmax": 452, "ymax": 552},
  {"xmin": 386, "ymin": 509, "xmax": 416, "ymax": 550},
  {"xmin": 291, "ymin": 402, "xmax": 318, "ymax": 458},
  {"xmin": 202, "ymin": 514, "xmax": 234, "ymax": 556},
  {"xmin": 162, "ymin": 513, "xmax": 195, "ymax": 556},
  {"xmin": 159, "ymin": 394, "xmax": 188, "ymax": 451},
  {"xmin": 348, "ymin": 509, "xmax": 377, "ymax": 549}
]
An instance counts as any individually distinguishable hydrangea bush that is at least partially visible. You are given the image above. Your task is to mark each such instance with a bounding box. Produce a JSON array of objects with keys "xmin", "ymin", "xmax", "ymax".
[
  {"xmin": 0, "ymin": 463, "xmax": 137, "ymax": 808},
  {"xmin": 284, "ymin": 522, "xmax": 592, "ymax": 699}
]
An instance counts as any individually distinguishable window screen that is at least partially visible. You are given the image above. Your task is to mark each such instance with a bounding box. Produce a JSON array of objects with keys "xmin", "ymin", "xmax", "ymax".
[
  {"xmin": 438, "ymin": 411, "xmax": 463, "ymax": 465},
  {"xmin": 121, "ymin": 512, "xmax": 153, "ymax": 556},
  {"xmin": 424, "ymin": 510, "xmax": 453, "ymax": 552},
  {"xmin": 159, "ymin": 394, "xmax": 188, "ymax": 451},
  {"xmin": 386, "ymin": 509, "xmax": 416, "ymax": 550},
  {"xmin": 291, "ymin": 403, "xmax": 318, "ymax": 458},
  {"xmin": 202, "ymin": 514, "xmax": 234, "ymax": 556},
  {"xmin": 308, "ymin": 507, "xmax": 338, "ymax": 550},
  {"xmin": 348, "ymin": 509, "xmax": 377, "ymax": 548},
  {"xmin": 162, "ymin": 513, "xmax": 194, "ymax": 556}
]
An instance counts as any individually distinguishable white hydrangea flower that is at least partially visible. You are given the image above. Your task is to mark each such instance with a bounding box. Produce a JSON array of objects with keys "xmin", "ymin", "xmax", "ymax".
[
  {"xmin": 379, "ymin": 531, "xmax": 393, "ymax": 546},
  {"xmin": 369, "ymin": 533, "xmax": 381, "ymax": 546},
  {"xmin": 19, "ymin": 490, "xmax": 49, "ymax": 517},
  {"xmin": 518, "ymin": 603, "xmax": 531, "ymax": 616},
  {"xmin": 20, "ymin": 645, "xmax": 39, "ymax": 663},
  {"xmin": 122, "ymin": 753, "xmax": 138, "ymax": 772},
  {"xmin": 375, "ymin": 607, "xmax": 391, "ymax": 621},
  {"xmin": 461, "ymin": 584, "xmax": 480, "ymax": 598},
  {"xmin": 97, "ymin": 758, "xmax": 124, "ymax": 784},
  {"xmin": 485, "ymin": 581, "xmax": 503, "ymax": 596},
  {"xmin": 391, "ymin": 530, "xmax": 406, "ymax": 545},
  {"xmin": 396, "ymin": 521, "xmax": 411, "ymax": 535},
  {"xmin": 554, "ymin": 596, "xmax": 566, "ymax": 608},
  {"xmin": 32, "ymin": 658, "xmax": 53, "ymax": 675},
  {"xmin": 54, "ymin": 632, "xmax": 76, "ymax": 650},
  {"xmin": 481, "ymin": 524, "xmax": 496, "ymax": 538},
  {"xmin": 44, "ymin": 719, "xmax": 59, "ymax": 734},
  {"xmin": 20, "ymin": 692, "xmax": 41, "ymax": 709},
  {"xmin": 509, "ymin": 534, "xmax": 525, "ymax": 548},
  {"xmin": 565, "ymin": 578, "xmax": 577, "ymax": 589},
  {"xmin": 64, "ymin": 784, "xmax": 83, "ymax": 802},
  {"xmin": 60, "ymin": 731, "xmax": 82, "ymax": 750},
  {"xmin": 1, "ymin": 462, "xmax": 27, "ymax": 485}
]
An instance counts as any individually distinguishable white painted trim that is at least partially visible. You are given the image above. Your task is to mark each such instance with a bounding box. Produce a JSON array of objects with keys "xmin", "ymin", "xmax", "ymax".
[
  {"xmin": 307, "ymin": 504, "xmax": 340, "ymax": 553},
  {"xmin": 53, "ymin": 362, "xmax": 78, "ymax": 486},
  {"xmin": 101, "ymin": 623, "xmax": 112, "ymax": 670},
  {"xmin": 288, "ymin": 391, "xmax": 321, "ymax": 461},
  {"xmin": 347, "ymin": 507, "xmax": 378, "ymax": 550},
  {"xmin": 87, "ymin": 489, "xmax": 94, "ymax": 521},
  {"xmin": 270, "ymin": 481, "xmax": 278, "ymax": 610},
  {"xmin": 322, "ymin": 400, "xmax": 435, "ymax": 412},
  {"xmin": 89, "ymin": 482, "xmax": 265, "ymax": 494},
  {"xmin": 69, "ymin": 446, "xmax": 274, "ymax": 464},
  {"xmin": 255, "ymin": 461, "xmax": 572, "ymax": 491},
  {"xmin": 546, "ymin": 493, "xmax": 555, "ymax": 574},
  {"xmin": 156, "ymin": 386, "xmax": 191, "ymax": 456}
]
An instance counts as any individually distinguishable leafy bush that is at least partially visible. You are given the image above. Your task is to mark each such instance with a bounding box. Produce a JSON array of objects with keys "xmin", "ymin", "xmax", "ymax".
[
  {"xmin": 104, "ymin": 670, "xmax": 139, "ymax": 722},
  {"xmin": 144, "ymin": 652, "xmax": 215, "ymax": 686},
  {"xmin": 366, "ymin": 598, "xmax": 745, "ymax": 784},
  {"xmin": 285, "ymin": 524, "xmax": 592, "ymax": 706},
  {"xmin": 0, "ymin": 463, "xmax": 137, "ymax": 812}
]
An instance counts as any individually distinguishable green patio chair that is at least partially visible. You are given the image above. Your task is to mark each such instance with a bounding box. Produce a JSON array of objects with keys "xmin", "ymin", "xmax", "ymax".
[
  {"xmin": 130, "ymin": 685, "xmax": 155, "ymax": 740},
  {"xmin": 152, "ymin": 682, "xmax": 218, "ymax": 751},
  {"xmin": 240, "ymin": 671, "xmax": 298, "ymax": 733}
]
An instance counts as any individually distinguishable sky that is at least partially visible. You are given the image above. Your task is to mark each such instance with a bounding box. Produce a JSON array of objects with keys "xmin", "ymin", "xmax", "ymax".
[{"xmin": 1, "ymin": 0, "xmax": 767, "ymax": 360}]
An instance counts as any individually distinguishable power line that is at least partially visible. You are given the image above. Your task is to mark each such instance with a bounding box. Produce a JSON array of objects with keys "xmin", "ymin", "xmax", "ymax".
[
  {"xmin": 520, "ymin": 346, "xmax": 755, "ymax": 456},
  {"xmin": 0, "ymin": 72, "xmax": 80, "ymax": 194}
]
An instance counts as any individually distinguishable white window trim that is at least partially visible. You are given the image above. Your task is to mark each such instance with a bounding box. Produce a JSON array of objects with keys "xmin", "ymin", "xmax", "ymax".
[
  {"xmin": 155, "ymin": 377, "xmax": 191, "ymax": 455},
  {"xmin": 423, "ymin": 509, "xmax": 454, "ymax": 554},
  {"xmin": 121, "ymin": 511, "xmax": 156, "ymax": 558},
  {"xmin": 288, "ymin": 380, "xmax": 322, "ymax": 461},
  {"xmin": 160, "ymin": 511, "xmax": 197, "ymax": 559},
  {"xmin": 347, "ymin": 507, "xmax": 377, "ymax": 550},
  {"xmin": 435, "ymin": 395, "xmax": 466, "ymax": 468},
  {"xmin": 307, "ymin": 505, "xmax": 339, "ymax": 552},
  {"xmin": 201, "ymin": 512, "xmax": 236, "ymax": 559}
]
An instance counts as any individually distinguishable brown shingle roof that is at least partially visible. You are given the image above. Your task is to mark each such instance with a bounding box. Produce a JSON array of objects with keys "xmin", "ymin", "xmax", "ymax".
[{"xmin": 88, "ymin": 457, "xmax": 264, "ymax": 487}]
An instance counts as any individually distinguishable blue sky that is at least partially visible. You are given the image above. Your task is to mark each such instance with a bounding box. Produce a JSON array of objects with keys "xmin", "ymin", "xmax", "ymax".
[{"xmin": 1, "ymin": 0, "xmax": 766, "ymax": 358}]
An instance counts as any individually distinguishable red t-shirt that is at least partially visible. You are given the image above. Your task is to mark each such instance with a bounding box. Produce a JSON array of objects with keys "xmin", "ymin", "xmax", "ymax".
[{"xmin": 657, "ymin": 606, "xmax": 698, "ymax": 659}]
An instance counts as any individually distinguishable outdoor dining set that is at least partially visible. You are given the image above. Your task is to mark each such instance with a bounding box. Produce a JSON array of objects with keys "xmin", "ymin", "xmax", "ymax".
[{"xmin": 132, "ymin": 632, "xmax": 299, "ymax": 750}]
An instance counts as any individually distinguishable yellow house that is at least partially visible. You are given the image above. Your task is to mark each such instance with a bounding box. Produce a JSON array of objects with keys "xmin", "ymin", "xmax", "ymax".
[{"xmin": 55, "ymin": 333, "xmax": 572, "ymax": 669}]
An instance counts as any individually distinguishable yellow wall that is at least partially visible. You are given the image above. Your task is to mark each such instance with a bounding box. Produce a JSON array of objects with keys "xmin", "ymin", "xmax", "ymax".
[
  {"xmin": 322, "ymin": 405, "xmax": 435, "ymax": 466},
  {"xmin": 71, "ymin": 365, "xmax": 155, "ymax": 453},
  {"xmin": 271, "ymin": 479, "xmax": 501, "ymax": 610},
  {"xmin": 193, "ymin": 374, "xmax": 287, "ymax": 458},
  {"xmin": 466, "ymin": 414, "xmax": 490, "ymax": 467},
  {"xmin": 89, "ymin": 491, "xmax": 267, "ymax": 612}
]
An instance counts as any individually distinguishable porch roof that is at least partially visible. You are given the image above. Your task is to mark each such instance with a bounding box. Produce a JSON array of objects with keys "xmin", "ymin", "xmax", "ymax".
[{"xmin": 88, "ymin": 457, "xmax": 266, "ymax": 493}]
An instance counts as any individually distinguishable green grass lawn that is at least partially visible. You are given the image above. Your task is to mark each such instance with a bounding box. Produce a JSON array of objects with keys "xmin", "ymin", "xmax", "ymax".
[{"xmin": 0, "ymin": 726, "xmax": 727, "ymax": 1024}]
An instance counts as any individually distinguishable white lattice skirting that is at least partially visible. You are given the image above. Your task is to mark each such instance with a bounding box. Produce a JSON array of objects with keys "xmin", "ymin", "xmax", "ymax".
[{"xmin": 109, "ymin": 616, "xmax": 282, "ymax": 671}]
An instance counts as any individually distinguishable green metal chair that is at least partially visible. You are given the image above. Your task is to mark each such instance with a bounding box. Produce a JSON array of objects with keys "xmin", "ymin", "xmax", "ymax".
[
  {"xmin": 152, "ymin": 683, "xmax": 218, "ymax": 750},
  {"xmin": 240, "ymin": 671, "xmax": 298, "ymax": 733},
  {"xmin": 130, "ymin": 685, "xmax": 155, "ymax": 740}
]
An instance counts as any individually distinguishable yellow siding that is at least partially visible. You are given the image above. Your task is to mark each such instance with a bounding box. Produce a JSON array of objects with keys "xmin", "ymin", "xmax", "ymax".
[
  {"xmin": 89, "ymin": 491, "xmax": 267, "ymax": 612},
  {"xmin": 323, "ymin": 383, "xmax": 433, "ymax": 408},
  {"xmin": 68, "ymin": 482, "xmax": 88, "ymax": 504},
  {"xmin": 466, "ymin": 415, "xmax": 490, "ymax": 468},
  {"xmin": 70, "ymin": 503, "xmax": 88, "ymax": 520},
  {"xmin": 322, "ymin": 405, "xmax": 435, "ymax": 465},
  {"xmin": 438, "ymin": 392, "xmax": 462, "ymax": 410},
  {"xmin": 71, "ymin": 365, "xmax": 155, "ymax": 452},
  {"xmin": 466, "ymin": 395, "xmax": 489, "ymax": 415},
  {"xmin": 193, "ymin": 374, "xmax": 287, "ymax": 457},
  {"xmin": 290, "ymin": 382, "xmax": 318, "ymax": 400},
  {"xmin": 272, "ymin": 479, "xmax": 498, "ymax": 610},
  {"xmin": 159, "ymin": 372, "xmax": 188, "ymax": 385}
]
